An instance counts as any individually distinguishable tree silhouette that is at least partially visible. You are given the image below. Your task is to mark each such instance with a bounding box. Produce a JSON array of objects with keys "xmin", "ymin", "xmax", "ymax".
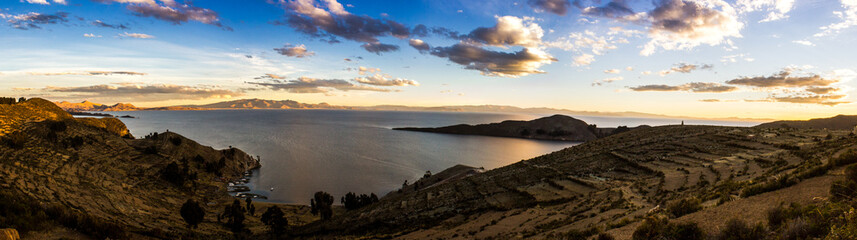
[
  {"xmin": 222, "ymin": 199, "xmax": 245, "ymax": 232},
  {"xmin": 261, "ymin": 206, "xmax": 288, "ymax": 235},
  {"xmin": 342, "ymin": 192, "xmax": 380, "ymax": 210},
  {"xmin": 311, "ymin": 192, "xmax": 334, "ymax": 220},
  {"xmin": 180, "ymin": 199, "xmax": 205, "ymax": 229}
]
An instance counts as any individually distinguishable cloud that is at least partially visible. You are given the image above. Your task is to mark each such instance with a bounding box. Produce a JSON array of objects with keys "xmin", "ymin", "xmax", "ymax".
[
  {"xmin": 95, "ymin": 0, "xmax": 230, "ymax": 30},
  {"xmin": 84, "ymin": 33, "xmax": 103, "ymax": 38},
  {"xmin": 528, "ymin": 0, "xmax": 571, "ymax": 15},
  {"xmin": 815, "ymin": 0, "xmax": 857, "ymax": 37},
  {"xmin": 699, "ymin": 99, "xmax": 721, "ymax": 102},
  {"xmin": 573, "ymin": 54, "xmax": 595, "ymax": 66},
  {"xmin": 22, "ymin": 0, "xmax": 66, "ymax": 5},
  {"xmin": 630, "ymin": 82, "xmax": 737, "ymax": 92},
  {"xmin": 465, "ymin": 16, "xmax": 545, "ymax": 48},
  {"xmin": 725, "ymin": 70, "xmax": 838, "ymax": 88},
  {"xmin": 357, "ymin": 66, "xmax": 380, "ymax": 75},
  {"xmin": 44, "ymin": 83, "xmax": 239, "ymax": 101},
  {"xmin": 409, "ymin": 39, "xmax": 430, "ymax": 53},
  {"xmin": 592, "ymin": 76, "xmax": 623, "ymax": 86},
  {"xmin": 429, "ymin": 43, "xmax": 556, "ymax": 77},
  {"xmin": 659, "ymin": 63, "xmax": 713, "ymax": 75},
  {"xmin": 28, "ymin": 71, "xmax": 147, "ymax": 76},
  {"xmin": 770, "ymin": 94, "xmax": 848, "ymax": 106},
  {"xmin": 3, "ymin": 11, "xmax": 69, "ymax": 30},
  {"xmin": 361, "ymin": 42, "xmax": 400, "ymax": 55},
  {"xmin": 641, "ymin": 0, "xmax": 743, "ymax": 56},
  {"xmin": 276, "ymin": 0, "xmax": 408, "ymax": 54},
  {"xmin": 792, "ymin": 40, "xmax": 815, "ymax": 46},
  {"xmin": 736, "ymin": 0, "xmax": 795, "ymax": 22},
  {"xmin": 91, "ymin": 20, "xmax": 128, "ymax": 29},
  {"xmin": 604, "ymin": 69, "xmax": 620, "ymax": 74},
  {"xmin": 721, "ymin": 53, "xmax": 754, "ymax": 63},
  {"xmin": 354, "ymin": 74, "xmax": 419, "ymax": 86},
  {"xmin": 273, "ymin": 44, "xmax": 315, "ymax": 58},
  {"xmin": 247, "ymin": 76, "xmax": 395, "ymax": 94},
  {"xmin": 575, "ymin": 0, "xmax": 636, "ymax": 19},
  {"xmin": 118, "ymin": 32, "xmax": 155, "ymax": 38},
  {"xmin": 545, "ymin": 30, "xmax": 625, "ymax": 55}
]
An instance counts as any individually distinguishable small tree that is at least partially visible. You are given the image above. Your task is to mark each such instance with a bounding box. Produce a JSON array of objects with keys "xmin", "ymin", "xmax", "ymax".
[
  {"xmin": 180, "ymin": 199, "xmax": 205, "ymax": 229},
  {"xmin": 261, "ymin": 206, "xmax": 288, "ymax": 235},
  {"xmin": 223, "ymin": 199, "xmax": 245, "ymax": 232},
  {"xmin": 311, "ymin": 192, "xmax": 334, "ymax": 220}
]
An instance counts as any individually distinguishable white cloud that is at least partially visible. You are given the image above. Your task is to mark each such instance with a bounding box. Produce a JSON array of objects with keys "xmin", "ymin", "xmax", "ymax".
[
  {"xmin": 84, "ymin": 33, "xmax": 102, "ymax": 38},
  {"xmin": 815, "ymin": 0, "xmax": 857, "ymax": 37},
  {"xmin": 604, "ymin": 69, "xmax": 620, "ymax": 74},
  {"xmin": 736, "ymin": 0, "xmax": 795, "ymax": 22},
  {"xmin": 573, "ymin": 54, "xmax": 595, "ymax": 66},
  {"xmin": 792, "ymin": 40, "xmax": 815, "ymax": 46},
  {"xmin": 118, "ymin": 32, "xmax": 155, "ymax": 39},
  {"xmin": 641, "ymin": 0, "xmax": 744, "ymax": 56}
]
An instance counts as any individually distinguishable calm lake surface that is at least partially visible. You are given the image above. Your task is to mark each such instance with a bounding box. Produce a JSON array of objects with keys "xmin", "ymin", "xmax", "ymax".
[{"xmin": 111, "ymin": 110, "xmax": 762, "ymax": 203}]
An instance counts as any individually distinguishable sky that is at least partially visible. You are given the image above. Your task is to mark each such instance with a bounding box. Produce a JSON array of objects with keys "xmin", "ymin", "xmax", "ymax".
[{"xmin": 0, "ymin": 0, "xmax": 856, "ymax": 120}]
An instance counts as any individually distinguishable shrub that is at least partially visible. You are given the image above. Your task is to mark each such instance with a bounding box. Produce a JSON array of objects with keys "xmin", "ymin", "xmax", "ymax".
[
  {"xmin": 632, "ymin": 216, "xmax": 705, "ymax": 240},
  {"xmin": 667, "ymin": 197, "xmax": 702, "ymax": 218},
  {"xmin": 740, "ymin": 175, "xmax": 797, "ymax": 197},
  {"xmin": 161, "ymin": 162, "xmax": 186, "ymax": 186},
  {"xmin": 717, "ymin": 219, "xmax": 766, "ymax": 240},
  {"xmin": 341, "ymin": 192, "xmax": 379, "ymax": 210},
  {"xmin": 780, "ymin": 217, "xmax": 810, "ymax": 240},
  {"xmin": 767, "ymin": 205, "xmax": 788, "ymax": 228},
  {"xmin": 170, "ymin": 137, "xmax": 182, "ymax": 146},
  {"xmin": 595, "ymin": 233, "xmax": 615, "ymax": 240}
]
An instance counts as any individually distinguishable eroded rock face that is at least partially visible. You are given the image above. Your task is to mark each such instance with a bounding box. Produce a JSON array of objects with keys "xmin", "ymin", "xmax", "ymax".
[{"xmin": 0, "ymin": 99, "xmax": 260, "ymax": 238}]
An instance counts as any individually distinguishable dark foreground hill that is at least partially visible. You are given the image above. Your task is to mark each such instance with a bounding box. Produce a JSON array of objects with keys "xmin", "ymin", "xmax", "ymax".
[
  {"xmin": 0, "ymin": 99, "xmax": 261, "ymax": 238},
  {"xmin": 757, "ymin": 114, "xmax": 857, "ymax": 130},
  {"xmin": 394, "ymin": 114, "xmax": 646, "ymax": 141},
  {"xmin": 296, "ymin": 122, "xmax": 857, "ymax": 239}
]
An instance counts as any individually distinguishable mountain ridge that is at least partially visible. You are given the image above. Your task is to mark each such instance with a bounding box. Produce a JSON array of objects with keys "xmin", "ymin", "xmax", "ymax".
[{"xmin": 53, "ymin": 98, "xmax": 771, "ymax": 123}]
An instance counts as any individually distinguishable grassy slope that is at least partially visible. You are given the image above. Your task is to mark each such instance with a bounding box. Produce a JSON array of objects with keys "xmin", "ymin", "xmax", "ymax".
[
  {"xmin": 295, "ymin": 124, "xmax": 856, "ymax": 239},
  {"xmin": 0, "ymin": 99, "xmax": 262, "ymax": 239}
]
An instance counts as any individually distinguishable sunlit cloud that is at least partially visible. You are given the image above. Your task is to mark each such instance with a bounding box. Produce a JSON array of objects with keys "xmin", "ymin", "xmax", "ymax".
[
  {"xmin": 528, "ymin": 0, "xmax": 571, "ymax": 15},
  {"xmin": 94, "ymin": 0, "xmax": 231, "ymax": 30},
  {"xmin": 28, "ymin": 71, "xmax": 147, "ymax": 76},
  {"xmin": 274, "ymin": 44, "xmax": 315, "ymax": 58},
  {"xmin": 641, "ymin": 0, "xmax": 743, "ymax": 56},
  {"xmin": 659, "ymin": 63, "xmax": 713, "ymax": 76},
  {"xmin": 429, "ymin": 43, "xmax": 556, "ymax": 77},
  {"xmin": 630, "ymin": 82, "xmax": 738, "ymax": 92},
  {"xmin": 2, "ymin": 11, "xmax": 69, "ymax": 30},
  {"xmin": 275, "ymin": 0, "xmax": 409, "ymax": 54}
]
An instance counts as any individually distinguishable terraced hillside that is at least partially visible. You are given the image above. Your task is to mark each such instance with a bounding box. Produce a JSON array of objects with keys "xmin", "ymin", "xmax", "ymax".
[
  {"xmin": 296, "ymin": 124, "xmax": 856, "ymax": 239},
  {"xmin": 0, "ymin": 99, "xmax": 261, "ymax": 239}
]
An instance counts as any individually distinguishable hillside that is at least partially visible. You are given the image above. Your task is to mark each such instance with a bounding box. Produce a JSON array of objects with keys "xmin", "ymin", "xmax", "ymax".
[
  {"xmin": 757, "ymin": 114, "xmax": 857, "ymax": 130},
  {"xmin": 394, "ymin": 114, "xmax": 645, "ymax": 141},
  {"xmin": 0, "ymin": 99, "xmax": 263, "ymax": 238},
  {"xmin": 294, "ymin": 123, "xmax": 857, "ymax": 239}
]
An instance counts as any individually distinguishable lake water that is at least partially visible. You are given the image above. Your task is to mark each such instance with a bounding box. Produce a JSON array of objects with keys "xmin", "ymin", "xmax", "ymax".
[{"xmin": 110, "ymin": 110, "xmax": 762, "ymax": 203}]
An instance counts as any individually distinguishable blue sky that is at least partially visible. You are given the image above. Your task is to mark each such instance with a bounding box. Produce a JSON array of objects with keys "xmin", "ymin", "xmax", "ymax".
[{"xmin": 1, "ymin": 0, "xmax": 856, "ymax": 119}]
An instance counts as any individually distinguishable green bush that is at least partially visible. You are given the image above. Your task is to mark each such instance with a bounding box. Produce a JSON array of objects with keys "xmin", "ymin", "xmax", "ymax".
[{"xmin": 740, "ymin": 175, "xmax": 797, "ymax": 197}]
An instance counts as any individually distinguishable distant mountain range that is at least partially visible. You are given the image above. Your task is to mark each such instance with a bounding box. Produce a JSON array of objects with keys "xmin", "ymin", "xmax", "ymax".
[{"xmin": 54, "ymin": 98, "xmax": 771, "ymax": 122}]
